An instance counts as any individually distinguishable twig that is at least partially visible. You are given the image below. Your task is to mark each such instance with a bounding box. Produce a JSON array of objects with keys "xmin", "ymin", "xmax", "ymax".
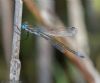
[
  {"xmin": 10, "ymin": 0, "xmax": 23, "ymax": 81},
  {"xmin": 0, "ymin": 0, "xmax": 13, "ymax": 67},
  {"xmin": 23, "ymin": 0, "xmax": 98, "ymax": 83}
]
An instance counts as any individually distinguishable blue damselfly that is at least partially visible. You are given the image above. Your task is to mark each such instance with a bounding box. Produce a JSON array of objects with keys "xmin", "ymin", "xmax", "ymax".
[{"xmin": 21, "ymin": 22, "xmax": 84, "ymax": 58}]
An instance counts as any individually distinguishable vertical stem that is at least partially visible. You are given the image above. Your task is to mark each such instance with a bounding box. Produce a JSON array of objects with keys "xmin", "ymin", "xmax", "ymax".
[
  {"xmin": 36, "ymin": 0, "xmax": 54, "ymax": 83},
  {"xmin": 67, "ymin": 0, "xmax": 100, "ymax": 83},
  {"xmin": 10, "ymin": 0, "xmax": 23, "ymax": 81},
  {"xmin": 67, "ymin": 0, "xmax": 88, "ymax": 83},
  {"xmin": 37, "ymin": 37, "xmax": 53, "ymax": 83},
  {"xmin": 0, "ymin": 0, "xmax": 13, "ymax": 67}
]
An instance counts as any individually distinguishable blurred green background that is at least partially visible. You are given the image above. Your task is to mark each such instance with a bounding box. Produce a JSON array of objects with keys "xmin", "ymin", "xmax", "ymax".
[{"xmin": 0, "ymin": 0, "xmax": 100, "ymax": 83}]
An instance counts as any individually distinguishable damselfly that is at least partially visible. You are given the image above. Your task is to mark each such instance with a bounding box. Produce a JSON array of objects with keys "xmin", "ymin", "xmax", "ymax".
[
  {"xmin": 21, "ymin": 22, "xmax": 77, "ymax": 37},
  {"xmin": 21, "ymin": 22, "xmax": 84, "ymax": 58}
]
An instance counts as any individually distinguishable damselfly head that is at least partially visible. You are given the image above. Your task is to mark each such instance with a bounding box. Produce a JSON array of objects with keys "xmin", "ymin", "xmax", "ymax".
[{"xmin": 21, "ymin": 22, "xmax": 29, "ymax": 29}]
